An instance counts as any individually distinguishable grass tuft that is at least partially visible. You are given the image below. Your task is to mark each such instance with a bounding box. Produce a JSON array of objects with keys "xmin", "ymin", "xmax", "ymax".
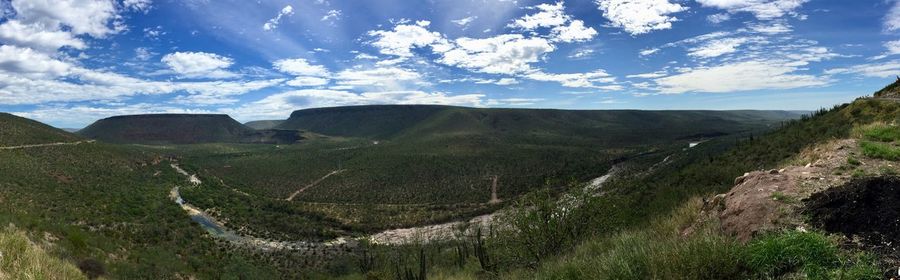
[
  {"xmin": 860, "ymin": 141, "xmax": 900, "ymax": 161},
  {"xmin": 0, "ymin": 227, "xmax": 86, "ymax": 279}
]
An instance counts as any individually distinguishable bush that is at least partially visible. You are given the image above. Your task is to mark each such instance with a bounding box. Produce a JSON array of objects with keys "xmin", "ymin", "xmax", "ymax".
[
  {"xmin": 744, "ymin": 231, "xmax": 879, "ymax": 280},
  {"xmin": 77, "ymin": 259, "xmax": 106, "ymax": 279},
  {"xmin": 860, "ymin": 141, "xmax": 900, "ymax": 161}
]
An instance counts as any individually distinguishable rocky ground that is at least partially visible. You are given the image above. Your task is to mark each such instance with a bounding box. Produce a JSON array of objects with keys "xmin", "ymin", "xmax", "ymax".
[{"xmin": 694, "ymin": 138, "xmax": 899, "ymax": 252}]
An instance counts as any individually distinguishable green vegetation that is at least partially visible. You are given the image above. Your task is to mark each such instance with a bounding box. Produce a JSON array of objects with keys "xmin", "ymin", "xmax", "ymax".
[
  {"xmin": 745, "ymin": 230, "xmax": 879, "ymax": 280},
  {"xmin": 164, "ymin": 108, "xmax": 797, "ymax": 240},
  {"xmin": 0, "ymin": 139, "xmax": 281, "ymax": 278},
  {"xmin": 0, "ymin": 113, "xmax": 81, "ymax": 146},
  {"xmin": 2, "ymin": 97, "xmax": 897, "ymax": 278},
  {"xmin": 78, "ymin": 114, "xmax": 302, "ymax": 144},
  {"xmin": 328, "ymin": 99, "xmax": 898, "ymax": 279},
  {"xmin": 0, "ymin": 226, "xmax": 86, "ymax": 280},
  {"xmin": 860, "ymin": 141, "xmax": 900, "ymax": 161},
  {"xmin": 874, "ymin": 77, "xmax": 900, "ymax": 98},
  {"xmin": 853, "ymin": 122, "xmax": 900, "ymax": 142}
]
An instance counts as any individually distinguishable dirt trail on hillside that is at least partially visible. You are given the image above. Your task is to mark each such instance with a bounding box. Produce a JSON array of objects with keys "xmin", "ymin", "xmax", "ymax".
[
  {"xmin": 285, "ymin": 170, "xmax": 345, "ymax": 201},
  {"xmin": 488, "ymin": 175, "xmax": 500, "ymax": 204},
  {"xmin": 0, "ymin": 140, "xmax": 95, "ymax": 150}
]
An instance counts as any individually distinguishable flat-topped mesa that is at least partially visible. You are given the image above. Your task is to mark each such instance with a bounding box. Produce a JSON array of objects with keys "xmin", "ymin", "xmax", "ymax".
[{"xmin": 78, "ymin": 114, "xmax": 301, "ymax": 144}]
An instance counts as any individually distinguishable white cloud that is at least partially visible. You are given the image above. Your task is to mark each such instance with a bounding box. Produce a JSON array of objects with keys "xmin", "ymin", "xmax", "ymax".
[
  {"xmin": 272, "ymin": 58, "xmax": 330, "ymax": 77},
  {"xmin": 687, "ymin": 37, "xmax": 754, "ymax": 58},
  {"xmin": 227, "ymin": 90, "xmax": 486, "ymax": 120},
  {"xmin": 0, "ymin": 45, "xmax": 72, "ymax": 79},
  {"xmin": 508, "ymin": 2, "xmax": 597, "ymax": 43},
  {"xmin": 123, "ymin": 0, "xmax": 152, "ymax": 13},
  {"xmin": 263, "ymin": 5, "xmax": 294, "ymax": 31},
  {"xmin": 508, "ymin": 2, "xmax": 569, "ymax": 30},
  {"xmin": 161, "ymin": 51, "xmax": 237, "ymax": 79},
  {"xmin": 143, "ymin": 25, "xmax": 165, "ymax": 39},
  {"xmin": 333, "ymin": 67, "xmax": 425, "ymax": 90},
  {"xmin": 525, "ymin": 69, "xmax": 618, "ymax": 89},
  {"xmin": 707, "ymin": 13, "xmax": 731, "ymax": 24},
  {"xmin": 639, "ymin": 48, "xmax": 660, "ymax": 56},
  {"xmin": 354, "ymin": 53, "xmax": 378, "ymax": 60},
  {"xmin": 887, "ymin": 1, "xmax": 900, "ymax": 32},
  {"xmin": 321, "ymin": 9, "xmax": 341, "ymax": 21},
  {"xmin": 452, "ymin": 16, "xmax": 477, "ymax": 28},
  {"xmin": 655, "ymin": 60, "xmax": 828, "ymax": 93},
  {"xmin": 11, "ymin": 0, "xmax": 121, "ymax": 38},
  {"xmin": 285, "ymin": 76, "xmax": 330, "ymax": 87},
  {"xmin": 486, "ymin": 98, "xmax": 544, "ymax": 106},
  {"xmin": 595, "ymin": 0, "xmax": 687, "ymax": 35},
  {"xmin": 748, "ymin": 21, "xmax": 792, "ymax": 34},
  {"xmin": 367, "ymin": 21, "xmax": 447, "ymax": 58},
  {"xmin": 0, "ymin": 20, "xmax": 86, "ymax": 52},
  {"xmin": 695, "ymin": 0, "xmax": 809, "ymax": 20},
  {"xmin": 568, "ymin": 48, "xmax": 595, "ymax": 59},
  {"xmin": 436, "ymin": 34, "xmax": 555, "ymax": 75},
  {"xmin": 550, "ymin": 19, "xmax": 598, "ymax": 43},
  {"xmin": 134, "ymin": 47, "xmax": 154, "ymax": 61},
  {"xmin": 826, "ymin": 60, "xmax": 900, "ymax": 78},
  {"xmin": 626, "ymin": 71, "xmax": 668, "ymax": 79}
]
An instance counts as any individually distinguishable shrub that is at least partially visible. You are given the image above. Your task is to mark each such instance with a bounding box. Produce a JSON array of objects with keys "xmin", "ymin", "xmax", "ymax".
[
  {"xmin": 744, "ymin": 231, "xmax": 879, "ymax": 280},
  {"xmin": 860, "ymin": 141, "xmax": 900, "ymax": 161}
]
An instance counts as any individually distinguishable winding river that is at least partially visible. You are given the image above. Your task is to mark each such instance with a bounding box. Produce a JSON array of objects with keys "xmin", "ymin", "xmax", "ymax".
[{"xmin": 168, "ymin": 163, "xmax": 616, "ymax": 250}]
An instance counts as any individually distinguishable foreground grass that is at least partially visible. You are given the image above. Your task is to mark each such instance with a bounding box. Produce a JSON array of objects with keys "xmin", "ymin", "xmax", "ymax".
[
  {"xmin": 0, "ymin": 227, "xmax": 85, "ymax": 279},
  {"xmin": 501, "ymin": 199, "xmax": 879, "ymax": 280},
  {"xmin": 860, "ymin": 141, "xmax": 900, "ymax": 161}
]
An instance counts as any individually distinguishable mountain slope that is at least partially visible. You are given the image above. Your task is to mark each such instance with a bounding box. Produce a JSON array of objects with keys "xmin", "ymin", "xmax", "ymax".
[
  {"xmin": 0, "ymin": 113, "xmax": 81, "ymax": 146},
  {"xmin": 244, "ymin": 120, "xmax": 284, "ymax": 130},
  {"xmin": 277, "ymin": 105, "xmax": 801, "ymax": 142},
  {"xmin": 79, "ymin": 114, "xmax": 253, "ymax": 144},
  {"xmin": 875, "ymin": 78, "xmax": 900, "ymax": 98},
  {"xmin": 79, "ymin": 114, "xmax": 303, "ymax": 144},
  {"xmin": 276, "ymin": 105, "xmax": 449, "ymax": 139}
]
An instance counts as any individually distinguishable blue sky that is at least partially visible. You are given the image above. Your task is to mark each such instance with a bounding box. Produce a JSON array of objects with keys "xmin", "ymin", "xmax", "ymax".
[{"xmin": 1, "ymin": 0, "xmax": 899, "ymax": 127}]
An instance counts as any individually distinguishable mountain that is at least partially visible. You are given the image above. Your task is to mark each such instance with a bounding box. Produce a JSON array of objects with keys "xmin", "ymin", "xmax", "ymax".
[
  {"xmin": 78, "ymin": 114, "xmax": 301, "ymax": 144},
  {"xmin": 276, "ymin": 105, "xmax": 802, "ymax": 142},
  {"xmin": 0, "ymin": 113, "xmax": 81, "ymax": 146},
  {"xmin": 244, "ymin": 120, "xmax": 284, "ymax": 130},
  {"xmin": 874, "ymin": 77, "xmax": 900, "ymax": 98},
  {"xmin": 276, "ymin": 105, "xmax": 449, "ymax": 139}
]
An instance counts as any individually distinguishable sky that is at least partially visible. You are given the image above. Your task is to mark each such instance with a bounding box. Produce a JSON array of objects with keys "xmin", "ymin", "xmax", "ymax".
[{"xmin": 1, "ymin": 0, "xmax": 899, "ymax": 128}]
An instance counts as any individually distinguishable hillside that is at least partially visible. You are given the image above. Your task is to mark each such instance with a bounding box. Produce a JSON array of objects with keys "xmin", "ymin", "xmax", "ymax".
[
  {"xmin": 276, "ymin": 105, "xmax": 449, "ymax": 139},
  {"xmin": 0, "ymin": 113, "xmax": 81, "ymax": 146},
  {"xmin": 277, "ymin": 105, "xmax": 801, "ymax": 142},
  {"xmin": 345, "ymin": 89, "xmax": 899, "ymax": 279},
  {"xmin": 875, "ymin": 77, "xmax": 900, "ymax": 98},
  {"xmin": 244, "ymin": 120, "xmax": 284, "ymax": 130},
  {"xmin": 78, "ymin": 114, "xmax": 301, "ymax": 144},
  {"xmin": 0, "ymin": 117, "xmax": 282, "ymax": 278}
]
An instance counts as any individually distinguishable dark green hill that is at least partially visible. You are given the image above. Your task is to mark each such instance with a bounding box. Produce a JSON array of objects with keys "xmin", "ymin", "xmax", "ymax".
[
  {"xmin": 0, "ymin": 113, "xmax": 81, "ymax": 146},
  {"xmin": 79, "ymin": 114, "xmax": 253, "ymax": 144},
  {"xmin": 244, "ymin": 120, "xmax": 284, "ymax": 130},
  {"xmin": 78, "ymin": 114, "xmax": 302, "ymax": 144},
  {"xmin": 277, "ymin": 105, "xmax": 801, "ymax": 143},
  {"xmin": 276, "ymin": 105, "xmax": 449, "ymax": 139}
]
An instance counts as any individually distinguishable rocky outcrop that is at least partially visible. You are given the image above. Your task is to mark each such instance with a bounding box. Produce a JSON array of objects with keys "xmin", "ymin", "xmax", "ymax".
[{"xmin": 696, "ymin": 139, "xmax": 899, "ymax": 242}]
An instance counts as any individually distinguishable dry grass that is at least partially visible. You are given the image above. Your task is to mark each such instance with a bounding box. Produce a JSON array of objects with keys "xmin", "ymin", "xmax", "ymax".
[{"xmin": 0, "ymin": 227, "xmax": 85, "ymax": 280}]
